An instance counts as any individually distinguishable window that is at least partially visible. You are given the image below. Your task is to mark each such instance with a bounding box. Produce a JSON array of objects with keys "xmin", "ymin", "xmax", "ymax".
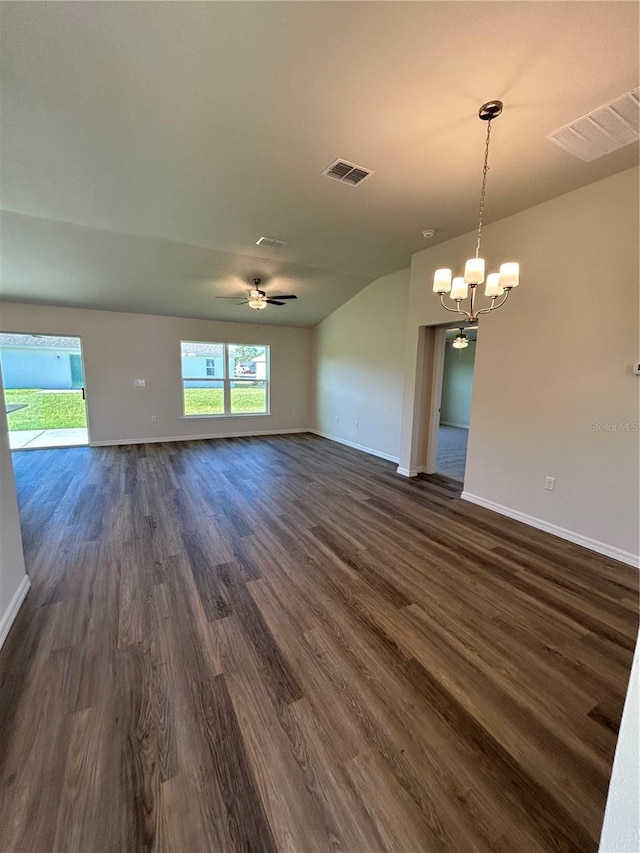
[{"xmin": 181, "ymin": 341, "xmax": 269, "ymax": 416}]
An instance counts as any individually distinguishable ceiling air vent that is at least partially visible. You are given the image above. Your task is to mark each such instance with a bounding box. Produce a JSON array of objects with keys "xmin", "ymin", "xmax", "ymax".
[
  {"xmin": 321, "ymin": 158, "xmax": 374, "ymax": 186},
  {"xmin": 256, "ymin": 236, "xmax": 289, "ymax": 249},
  {"xmin": 547, "ymin": 87, "xmax": 639, "ymax": 162}
]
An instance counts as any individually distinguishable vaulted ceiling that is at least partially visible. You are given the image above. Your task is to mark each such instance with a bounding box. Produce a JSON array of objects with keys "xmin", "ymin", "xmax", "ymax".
[{"xmin": 1, "ymin": 1, "xmax": 638, "ymax": 327}]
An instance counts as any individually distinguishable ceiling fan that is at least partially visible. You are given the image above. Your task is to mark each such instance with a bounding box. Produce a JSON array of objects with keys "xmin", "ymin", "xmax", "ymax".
[
  {"xmin": 216, "ymin": 278, "xmax": 297, "ymax": 310},
  {"xmin": 448, "ymin": 325, "xmax": 478, "ymax": 349}
]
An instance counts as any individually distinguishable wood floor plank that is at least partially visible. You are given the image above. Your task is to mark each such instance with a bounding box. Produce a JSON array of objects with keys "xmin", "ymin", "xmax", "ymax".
[
  {"xmin": 156, "ymin": 772, "xmax": 220, "ymax": 853},
  {"xmin": 248, "ymin": 575, "xmax": 370, "ymax": 763},
  {"xmin": 346, "ymin": 748, "xmax": 448, "ymax": 853},
  {"xmin": 183, "ymin": 530, "xmax": 233, "ymax": 621},
  {"xmin": 52, "ymin": 705, "xmax": 109, "ymax": 853},
  {"xmin": 217, "ymin": 561, "xmax": 304, "ymax": 707},
  {"xmin": 282, "ymin": 697, "xmax": 388, "ymax": 853},
  {"xmin": 217, "ymin": 616, "xmax": 332, "ymax": 853},
  {"xmin": 1, "ymin": 433, "xmax": 636, "ymax": 852},
  {"xmin": 386, "ymin": 603, "xmax": 610, "ymax": 842},
  {"xmin": 303, "ymin": 618, "xmax": 546, "ymax": 853},
  {"xmin": 192, "ymin": 672, "xmax": 279, "ymax": 853},
  {"xmin": 402, "ymin": 656, "xmax": 596, "ymax": 853}
]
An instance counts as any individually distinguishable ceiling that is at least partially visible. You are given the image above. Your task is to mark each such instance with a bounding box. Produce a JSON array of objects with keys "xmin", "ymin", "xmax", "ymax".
[{"xmin": 0, "ymin": 1, "xmax": 638, "ymax": 328}]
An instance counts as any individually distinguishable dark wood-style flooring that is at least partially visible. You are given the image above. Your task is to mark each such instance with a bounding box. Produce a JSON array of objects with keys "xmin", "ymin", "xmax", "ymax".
[{"xmin": 0, "ymin": 434, "xmax": 637, "ymax": 852}]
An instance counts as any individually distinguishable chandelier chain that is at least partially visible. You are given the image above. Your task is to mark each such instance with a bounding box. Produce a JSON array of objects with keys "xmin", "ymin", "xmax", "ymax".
[{"xmin": 475, "ymin": 119, "xmax": 492, "ymax": 259}]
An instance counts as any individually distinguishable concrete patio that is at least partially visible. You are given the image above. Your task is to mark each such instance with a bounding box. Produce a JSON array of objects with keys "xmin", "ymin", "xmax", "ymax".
[{"xmin": 9, "ymin": 428, "xmax": 89, "ymax": 450}]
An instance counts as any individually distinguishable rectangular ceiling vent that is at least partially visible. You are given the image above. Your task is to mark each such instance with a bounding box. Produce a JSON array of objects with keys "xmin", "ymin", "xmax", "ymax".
[
  {"xmin": 321, "ymin": 158, "xmax": 374, "ymax": 186},
  {"xmin": 547, "ymin": 86, "xmax": 639, "ymax": 162},
  {"xmin": 255, "ymin": 236, "xmax": 289, "ymax": 249}
]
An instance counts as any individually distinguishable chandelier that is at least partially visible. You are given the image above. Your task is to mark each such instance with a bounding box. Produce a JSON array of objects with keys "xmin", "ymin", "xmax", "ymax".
[{"xmin": 433, "ymin": 100, "xmax": 520, "ymax": 324}]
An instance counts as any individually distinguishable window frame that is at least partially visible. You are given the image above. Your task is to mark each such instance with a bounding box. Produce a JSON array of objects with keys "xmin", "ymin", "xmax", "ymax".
[{"xmin": 180, "ymin": 341, "xmax": 270, "ymax": 418}]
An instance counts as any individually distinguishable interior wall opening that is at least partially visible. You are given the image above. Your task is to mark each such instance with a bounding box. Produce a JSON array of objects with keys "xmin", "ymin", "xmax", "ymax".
[{"xmin": 435, "ymin": 325, "xmax": 477, "ymax": 483}]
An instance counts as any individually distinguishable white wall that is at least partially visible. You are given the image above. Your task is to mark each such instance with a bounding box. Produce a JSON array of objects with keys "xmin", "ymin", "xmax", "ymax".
[
  {"xmin": 0, "ymin": 303, "xmax": 312, "ymax": 444},
  {"xmin": 399, "ymin": 167, "xmax": 639, "ymax": 564},
  {"xmin": 312, "ymin": 267, "xmax": 410, "ymax": 462},
  {"xmin": 599, "ymin": 636, "xmax": 640, "ymax": 852},
  {"xmin": 0, "ymin": 366, "xmax": 29, "ymax": 649}
]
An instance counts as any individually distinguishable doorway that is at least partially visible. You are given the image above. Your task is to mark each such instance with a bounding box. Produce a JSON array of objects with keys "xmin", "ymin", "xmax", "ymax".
[
  {"xmin": 0, "ymin": 332, "xmax": 89, "ymax": 449},
  {"xmin": 435, "ymin": 325, "xmax": 477, "ymax": 482}
]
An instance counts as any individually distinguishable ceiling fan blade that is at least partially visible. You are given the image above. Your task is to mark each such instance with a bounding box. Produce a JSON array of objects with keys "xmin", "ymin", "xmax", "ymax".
[
  {"xmin": 265, "ymin": 299, "xmax": 286, "ymax": 306},
  {"xmin": 270, "ymin": 294, "xmax": 297, "ymax": 300},
  {"xmin": 216, "ymin": 295, "xmax": 245, "ymax": 300}
]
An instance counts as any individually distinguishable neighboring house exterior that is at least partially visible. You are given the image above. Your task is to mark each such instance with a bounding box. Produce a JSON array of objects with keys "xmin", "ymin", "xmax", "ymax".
[
  {"xmin": 0, "ymin": 334, "xmax": 84, "ymax": 390},
  {"xmin": 181, "ymin": 343, "xmax": 225, "ymax": 388},
  {"xmin": 252, "ymin": 353, "xmax": 267, "ymax": 380},
  {"xmin": 181, "ymin": 342, "xmax": 261, "ymax": 387}
]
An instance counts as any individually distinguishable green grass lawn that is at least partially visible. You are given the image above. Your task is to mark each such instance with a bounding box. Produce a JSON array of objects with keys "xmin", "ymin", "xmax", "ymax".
[
  {"xmin": 4, "ymin": 386, "xmax": 267, "ymax": 432},
  {"xmin": 4, "ymin": 389, "xmax": 87, "ymax": 431},
  {"xmin": 184, "ymin": 386, "xmax": 267, "ymax": 415}
]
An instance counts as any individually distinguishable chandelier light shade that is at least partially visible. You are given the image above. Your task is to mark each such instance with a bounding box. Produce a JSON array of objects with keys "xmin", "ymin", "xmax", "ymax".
[{"xmin": 433, "ymin": 100, "xmax": 520, "ymax": 324}]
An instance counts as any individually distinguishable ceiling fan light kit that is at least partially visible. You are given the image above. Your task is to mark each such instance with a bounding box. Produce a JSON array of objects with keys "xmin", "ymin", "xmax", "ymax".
[
  {"xmin": 452, "ymin": 328, "xmax": 470, "ymax": 349},
  {"xmin": 216, "ymin": 278, "xmax": 298, "ymax": 311},
  {"xmin": 433, "ymin": 100, "xmax": 520, "ymax": 325},
  {"xmin": 248, "ymin": 289, "xmax": 268, "ymax": 310}
]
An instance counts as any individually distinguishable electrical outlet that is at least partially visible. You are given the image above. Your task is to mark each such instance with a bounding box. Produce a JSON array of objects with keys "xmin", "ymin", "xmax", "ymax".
[
  {"xmin": 292, "ymin": 408, "xmax": 297, "ymax": 417},
  {"xmin": 544, "ymin": 476, "xmax": 556, "ymax": 491},
  {"xmin": 134, "ymin": 378, "xmax": 146, "ymax": 387},
  {"xmin": 151, "ymin": 415, "xmax": 157, "ymax": 423},
  {"xmin": 336, "ymin": 416, "xmax": 340, "ymax": 424},
  {"xmin": 355, "ymin": 420, "xmax": 359, "ymax": 428}
]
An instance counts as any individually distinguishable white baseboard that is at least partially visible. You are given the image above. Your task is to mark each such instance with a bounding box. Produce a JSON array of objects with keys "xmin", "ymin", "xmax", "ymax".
[
  {"xmin": 440, "ymin": 421, "xmax": 470, "ymax": 430},
  {"xmin": 0, "ymin": 575, "xmax": 31, "ymax": 651},
  {"xmin": 461, "ymin": 491, "xmax": 640, "ymax": 568},
  {"xmin": 90, "ymin": 427, "xmax": 311, "ymax": 447},
  {"xmin": 396, "ymin": 466, "xmax": 427, "ymax": 478},
  {"xmin": 310, "ymin": 430, "xmax": 399, "ymax": 463}
]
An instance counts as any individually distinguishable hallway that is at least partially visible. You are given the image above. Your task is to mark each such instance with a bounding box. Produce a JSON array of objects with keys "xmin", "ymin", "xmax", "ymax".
[{"xmin": 436, "ymin": 425, "xmax": 468, "ymax": 482}]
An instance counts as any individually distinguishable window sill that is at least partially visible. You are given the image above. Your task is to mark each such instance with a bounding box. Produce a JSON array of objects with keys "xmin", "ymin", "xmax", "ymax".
[{"xmin": 182, "ymin": 413, "xmax": 271, "ymax": 419}]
